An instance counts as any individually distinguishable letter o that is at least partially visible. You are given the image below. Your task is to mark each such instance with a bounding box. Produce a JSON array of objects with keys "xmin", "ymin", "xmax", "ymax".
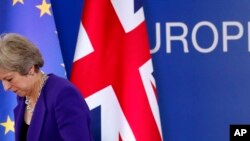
[{"xmin": 192, "ymin": 21, "xmax": 219, "ymax": 53}]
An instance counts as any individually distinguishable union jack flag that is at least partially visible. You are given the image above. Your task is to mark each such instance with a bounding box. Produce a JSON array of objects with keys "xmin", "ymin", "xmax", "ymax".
[{"xmin": 71, "ymin": 0, "xmax": 163, "ymax": 140}]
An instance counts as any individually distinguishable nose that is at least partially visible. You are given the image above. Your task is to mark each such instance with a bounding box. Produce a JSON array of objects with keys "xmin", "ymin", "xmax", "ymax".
[{"xmin": 2, "ymin": 80, "xmax": 11, "ymax": 91}]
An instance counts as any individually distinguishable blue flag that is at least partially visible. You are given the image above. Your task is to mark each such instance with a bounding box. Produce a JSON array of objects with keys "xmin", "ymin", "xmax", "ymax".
[
  {"xmin": 0, "ymin": 0, "xmax": 66, "ymax": 140},
  {"xmin": 0, "ymin": 85, "xmax": 16, "ymax": 140}
]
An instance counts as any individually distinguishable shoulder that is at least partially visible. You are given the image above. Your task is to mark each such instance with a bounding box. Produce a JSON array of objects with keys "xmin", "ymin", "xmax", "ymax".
[
  {"xmin": 46, "ymin": 74, "xmax": 71, "ymax": 87},
  {"xmin": 42, "ymin": 73, "xmax": 85, "ymax": 106},
  {"xmin": 44, "ymin": 74, "xmax": 79, "ymax": 94}
]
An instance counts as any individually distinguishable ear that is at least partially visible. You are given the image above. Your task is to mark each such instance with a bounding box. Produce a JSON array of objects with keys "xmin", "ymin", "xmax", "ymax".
[{"xmin": 28, "ymin": 66, "xmax": 35, "ymax": 75}]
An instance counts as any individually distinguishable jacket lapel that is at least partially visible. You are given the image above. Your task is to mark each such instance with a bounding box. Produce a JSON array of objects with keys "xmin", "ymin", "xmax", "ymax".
[
  {"xmin": 14, "ymin": 98, "xmax": 25, "ymax": 141},
  {"xmin": 27, "ymin": 92, "xmax": 46, "ymax": 141}
]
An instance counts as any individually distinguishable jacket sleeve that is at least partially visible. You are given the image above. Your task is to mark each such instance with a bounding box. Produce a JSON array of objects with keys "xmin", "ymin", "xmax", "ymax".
[{"xmin": 54, "ymin": 86, "xmax": 93, "ymax": 141}]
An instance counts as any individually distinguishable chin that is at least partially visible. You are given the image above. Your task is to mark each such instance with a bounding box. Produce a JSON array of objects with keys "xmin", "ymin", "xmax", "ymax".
[{"xmin": 15, "ymin": 92, "xmax": 25, "ymax": 97}]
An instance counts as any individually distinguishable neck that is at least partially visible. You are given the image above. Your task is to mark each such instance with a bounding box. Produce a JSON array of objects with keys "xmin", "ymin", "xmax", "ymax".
[
  {"xmin": 25, "ymin": 71, "xmax": 48, "ymax": 113},
  {"xmin": 28, "ymin": 71, "xmax": 44, "ymax": 102}
]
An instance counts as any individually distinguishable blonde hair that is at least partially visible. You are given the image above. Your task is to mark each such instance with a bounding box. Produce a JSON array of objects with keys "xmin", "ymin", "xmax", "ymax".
[{"xmin": 0, "ymin": 33, "xmax": 44, "ymax": 75}]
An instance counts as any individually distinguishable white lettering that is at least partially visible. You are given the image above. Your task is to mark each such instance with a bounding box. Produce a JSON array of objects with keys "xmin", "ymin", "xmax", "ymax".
[
  {"xmin": 223, "ymin": 21, "xmax": 243, "ymax": 52},
  {"xmin": 234, "ymin": 129, "xmax": 247, "ymax": 136},
  {"xmin": 234, "ymin": 129, "xmax": 241, "ymax": 136},
  {"xmin": 150, "ymin": 21, "xmax": 249, "ymax": 54},
  {"xmin": 150, "ymin": 22, "xmax": 161, "ymax": 54},
  {"xmin": 166, "ymin": 22, "xmax": 188, "ymax": 53},
  {"xmin": 192, "ymin": 21, "xmax": 219, "ymax": 53}
]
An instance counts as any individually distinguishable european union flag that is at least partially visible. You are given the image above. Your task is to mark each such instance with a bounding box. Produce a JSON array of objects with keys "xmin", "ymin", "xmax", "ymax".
[
  {"xmin": 0, "ymin": 85, "xmax": 16, "ymax": 140},
  {"xmin": 0, "ymin": 0, "xmax": 66, "ymax": 140}
]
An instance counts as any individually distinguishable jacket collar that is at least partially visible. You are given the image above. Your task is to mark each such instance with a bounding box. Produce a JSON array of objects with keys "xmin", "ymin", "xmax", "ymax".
[
  {"xmin": 14, "ymin": 91, "xmax": 46, "ymax": 141},
  {"xmin": 27, "ymin": 92, "xmax": 46, "ymax": 141},
  {"xmin": 14, "ymin": 97, "xmax": 25, "ymax": 141}
]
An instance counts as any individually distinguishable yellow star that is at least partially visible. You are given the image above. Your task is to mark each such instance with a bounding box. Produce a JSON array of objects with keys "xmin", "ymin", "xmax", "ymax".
[
  {"xmin": 36, "ymin": 0, "xmax": 52, "ymax": 17},
  {"xmin": 0, "ymin": 116, "xmax": 15, "ymax": 134},
  {"xmin": 12, "ymin": 0, "xmax": 24, "ymax": 6}
]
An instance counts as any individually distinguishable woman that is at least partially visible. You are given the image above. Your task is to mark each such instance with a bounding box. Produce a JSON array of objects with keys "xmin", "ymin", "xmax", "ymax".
[{"xmin": 0, "ymin": 33, "xmax": 93, "ymax": 141}]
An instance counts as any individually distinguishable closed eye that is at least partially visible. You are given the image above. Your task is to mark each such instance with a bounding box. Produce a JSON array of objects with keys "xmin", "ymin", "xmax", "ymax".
[{"xmin": 6, "ymin": 78, "xmax": 12, "ymax": 82}]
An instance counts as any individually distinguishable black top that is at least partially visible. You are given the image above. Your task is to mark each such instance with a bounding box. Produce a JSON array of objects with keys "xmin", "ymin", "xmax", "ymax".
[{"xmin": 20, "ymin": 120, "xmax": 29, "ymax": 141}]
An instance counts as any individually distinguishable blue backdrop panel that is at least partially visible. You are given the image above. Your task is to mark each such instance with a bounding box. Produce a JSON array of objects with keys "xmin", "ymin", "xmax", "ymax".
[
  {"xmin": 145, "ymin": 0, "xmax": 250, "ymax": 141},
  {"xmin": 52, "ymin": 0, "xmax": 250, "ymax": 141}
]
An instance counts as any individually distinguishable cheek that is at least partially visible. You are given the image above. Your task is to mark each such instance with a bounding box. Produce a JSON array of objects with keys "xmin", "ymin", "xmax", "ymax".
[
  {"xmin": 12, "ymin": 76, "xmax": 33, "ymax": 92},
  {"xmin": 12, "ymin": 82, "xmax": 28, "ymax": 90}
]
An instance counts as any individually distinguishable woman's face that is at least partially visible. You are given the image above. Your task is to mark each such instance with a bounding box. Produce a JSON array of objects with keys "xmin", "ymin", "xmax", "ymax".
[{"xmin": 0, "ymin": 69, "xmax": 34, "ymax": 97}]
